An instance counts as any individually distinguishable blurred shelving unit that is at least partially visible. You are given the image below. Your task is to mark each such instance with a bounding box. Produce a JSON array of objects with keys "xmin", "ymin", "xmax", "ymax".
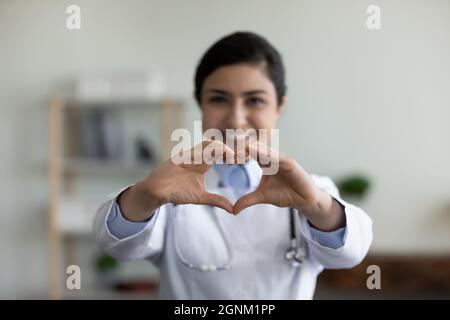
[{"xmin": 47, "ymin": 95, "xmax": 184, "ymax": 299}]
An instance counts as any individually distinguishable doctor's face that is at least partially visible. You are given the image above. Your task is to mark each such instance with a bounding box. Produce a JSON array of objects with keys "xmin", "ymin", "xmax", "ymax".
[{"xmin": 200, "ymin": 63, "xmax": 285, "ymax": 141}]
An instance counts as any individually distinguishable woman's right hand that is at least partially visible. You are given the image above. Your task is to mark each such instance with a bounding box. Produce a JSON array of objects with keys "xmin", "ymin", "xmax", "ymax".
[{"xmin": 118, "ymin": 140, "xmax": 236, "ymax": 222}]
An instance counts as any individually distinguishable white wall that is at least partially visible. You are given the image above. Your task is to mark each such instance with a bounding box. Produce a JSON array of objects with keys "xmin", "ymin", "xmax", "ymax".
[{"xmin": 1, "ymin": 0, "xmax": 449, "ymax": 298}]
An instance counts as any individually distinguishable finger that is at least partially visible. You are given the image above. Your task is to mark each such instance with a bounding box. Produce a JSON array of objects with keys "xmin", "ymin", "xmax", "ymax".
[
  {"xmin": 247, "ymin": 142, "xmax": 280, "ymax": 175},
  {"xmin": 172, "ymin": 141, "xmax": 206, "ymax": 166},
  {"xmin": 247, "ymin": 141, "xmax": 279, "ymax": 165},
  {"xmin": 233, "ymin": 191, "xmax": 265, "ymax": 215},
  {"xmin": 190, "ymin": 140, "xmax": 213, "ymax": 164},
  {"xmin": 200, "ymin": 192, "xmax": 234, "ymax": 214},
  {"xmin": 234, "ymin": 137, "xmax": 251, "ymax": 164},
  {"xmin": 203, "ymin": 140, "xmax": 235, "ymax": 165},
  {"xmin": 225, "ymin": 132, "xmax": 254, "ymax": 164},
  {"xmin": 178, "ymin": 140, "xmax": 235, "ymax": 168}
]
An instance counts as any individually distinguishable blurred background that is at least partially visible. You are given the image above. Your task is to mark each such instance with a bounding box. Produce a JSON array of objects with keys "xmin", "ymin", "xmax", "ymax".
[{"xmin": 1, "ymin": 0, "xmax": 449, "ymax": 299}]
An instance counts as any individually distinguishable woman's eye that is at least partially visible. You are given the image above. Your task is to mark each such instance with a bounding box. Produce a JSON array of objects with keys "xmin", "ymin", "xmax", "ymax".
[
  {"xmin": 209, "ymin": 96, "xmax": 227, "ymax": 104},
  {"xmin": 247, "ymin": 97, "xmax": 265, "ymax": 107}
]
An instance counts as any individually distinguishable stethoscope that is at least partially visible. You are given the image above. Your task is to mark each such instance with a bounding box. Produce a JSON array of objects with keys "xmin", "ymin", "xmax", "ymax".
[
  {"xmin": 285, "ymin": 207, "xmax": 307, "ymax": 266},
  {"xmin": 174, "ymin": 204, "xmax": 307, "ymax": 271}
]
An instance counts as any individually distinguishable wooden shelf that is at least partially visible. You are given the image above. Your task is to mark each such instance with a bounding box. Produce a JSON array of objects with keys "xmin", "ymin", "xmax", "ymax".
[{"xmin": 47, "ymin": 96, "xmax": 184, "ymax": 299}]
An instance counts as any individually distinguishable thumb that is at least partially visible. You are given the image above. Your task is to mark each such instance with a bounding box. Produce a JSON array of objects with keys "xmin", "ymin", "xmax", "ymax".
[
  {"xmin": 200, "ymin": 192, "xmax": 234, "ymax": 214},
  {"xmin": 233, "ymin": 191, "xmax": 265, "ymax": 215}
]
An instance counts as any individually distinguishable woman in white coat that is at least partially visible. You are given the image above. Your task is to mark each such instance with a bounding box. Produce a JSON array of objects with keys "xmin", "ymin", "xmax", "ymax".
[{"xmin": 93, "ymin": 32, "xmax": 373, "ymax": 300}]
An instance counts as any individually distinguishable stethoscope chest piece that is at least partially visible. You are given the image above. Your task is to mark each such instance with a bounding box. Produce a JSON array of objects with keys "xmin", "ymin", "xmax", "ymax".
[{"xmin": 285, "ymin": 244, "xmax": 306, "ymax": 267}]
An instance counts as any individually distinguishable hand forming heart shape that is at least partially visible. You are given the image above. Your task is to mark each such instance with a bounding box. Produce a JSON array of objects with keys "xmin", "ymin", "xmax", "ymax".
[
  {"xmin": 156, "ymin": 140, "xmax": 321, "ymax": 214},
  {"xmin": 123, "ymin": 140, "xmax": 344, "ymax": 231}
]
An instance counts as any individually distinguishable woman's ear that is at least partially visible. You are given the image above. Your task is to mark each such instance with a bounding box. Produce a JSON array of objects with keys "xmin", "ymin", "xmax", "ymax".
[{"xmin": 277, "ymin": 96, "xmax": 287, "ymax": 114}]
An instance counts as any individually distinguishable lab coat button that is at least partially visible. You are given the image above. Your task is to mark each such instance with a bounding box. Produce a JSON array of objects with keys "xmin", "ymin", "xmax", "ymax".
[
  {"xmin": 200, "ymin": 264, "xmax": 209, "ymax": 271},
  {"xmin": 208, "ymin": 265, "xmax": 217, "ymax": 271},
  {"xmin": 200, "ymin": 264, "xmax": 217, "ymax": 271}
]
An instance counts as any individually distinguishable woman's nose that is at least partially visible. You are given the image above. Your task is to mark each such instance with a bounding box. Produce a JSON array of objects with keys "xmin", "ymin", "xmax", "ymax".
[{"xmin": 224, "ymin": 103, "xmax": 247, "ymax": 129}]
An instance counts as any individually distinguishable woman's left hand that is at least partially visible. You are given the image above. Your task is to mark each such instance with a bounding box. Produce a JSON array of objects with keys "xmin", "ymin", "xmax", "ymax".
[{"xmin": 233, "ymin": 142, "xmax": 346, "ymax": 231}]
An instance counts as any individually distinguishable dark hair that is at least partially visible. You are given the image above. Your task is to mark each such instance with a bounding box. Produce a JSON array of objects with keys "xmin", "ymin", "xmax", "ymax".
[{"xmin": 194, "ymin": 31, "xmax": 286, "ymax": 106}]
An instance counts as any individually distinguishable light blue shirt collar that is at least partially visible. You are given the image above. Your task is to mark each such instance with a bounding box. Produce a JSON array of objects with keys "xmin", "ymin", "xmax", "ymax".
[{"xmin": 213, "ymin": 159, "xmax": 262, "ymax": 196}]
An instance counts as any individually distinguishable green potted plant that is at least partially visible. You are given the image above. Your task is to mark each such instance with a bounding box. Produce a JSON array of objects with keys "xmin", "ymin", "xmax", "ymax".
[
  {"xmin": 336, "ymin": 174, "xmax": 371, "ymax": 201},
  {"xmin": 95, "ymin": 254, "xmax": 120, "ymax": 289}
]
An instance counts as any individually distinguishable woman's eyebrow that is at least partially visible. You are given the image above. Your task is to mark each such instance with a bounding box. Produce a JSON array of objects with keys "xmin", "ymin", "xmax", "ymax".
[
  {"xmin": 242, "ymin": 90, "xmax": 268, "ymax": 96},
  {"xmin": 206, "ymin": 89, "xmax": 230, "ymax": 96},
  {"xmin": 206, "ymin": 89, "xmax": 268, "ymax": 96}
]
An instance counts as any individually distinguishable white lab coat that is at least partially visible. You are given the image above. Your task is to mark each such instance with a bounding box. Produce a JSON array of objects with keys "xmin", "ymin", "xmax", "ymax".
[{"xmin": 93, "ymin": 160, "xmax": 373, "ymax": 299}]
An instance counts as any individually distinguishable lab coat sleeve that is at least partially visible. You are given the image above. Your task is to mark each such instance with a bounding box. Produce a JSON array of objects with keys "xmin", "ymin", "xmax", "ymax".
[
  {"xmin": 306, "ymin": 224, "xmax": 346, "ymax": 249},
  {"xmin": 93, "ymin": 185, "xmax": 169, "ymax": 263},
  {"xmin": 298, "ymin": 175, "xmax": 373, "ymax": 269},
  {"xmin": 106, "ymin": 199, "xmax": 158, "ymax": 240}
]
